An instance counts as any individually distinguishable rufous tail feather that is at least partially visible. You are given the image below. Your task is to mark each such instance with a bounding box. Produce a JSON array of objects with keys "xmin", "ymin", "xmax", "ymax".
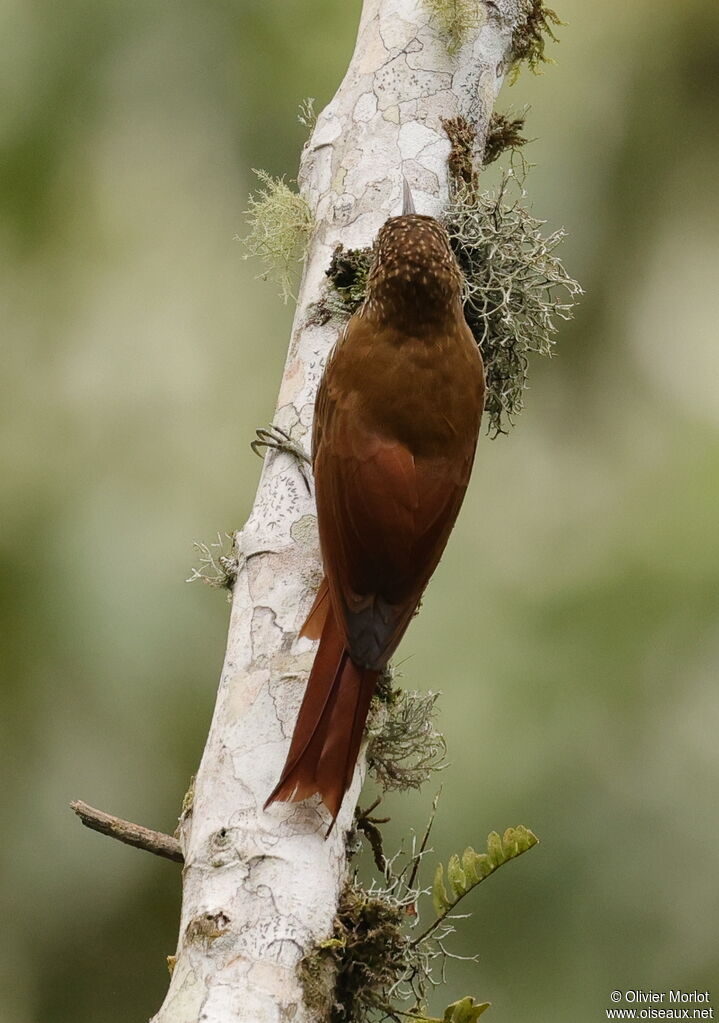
[
  {"xmin": 265, "ymin": 607, "xmax": 378, "ymax": 828},
  {"xmin": 299, "ymin": 577, "xmax": 330, "ymax": 640}
]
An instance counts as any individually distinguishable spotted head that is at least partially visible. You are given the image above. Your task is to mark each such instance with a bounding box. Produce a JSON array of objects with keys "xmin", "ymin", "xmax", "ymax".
[{"xmin": 363, "ymin": 189, "xmax": 463, "ymax": 325}]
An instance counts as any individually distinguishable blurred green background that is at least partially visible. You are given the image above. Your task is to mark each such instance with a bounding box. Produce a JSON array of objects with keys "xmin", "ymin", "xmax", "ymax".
[{"xmin": 2, "ymin": 1, "xmax": 718, "ymax": 1020}]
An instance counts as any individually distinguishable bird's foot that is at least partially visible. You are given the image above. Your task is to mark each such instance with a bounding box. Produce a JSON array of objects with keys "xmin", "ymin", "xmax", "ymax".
[{"xmin": 251, "ymin": 424, "xmax": 312, "ymax": 492}]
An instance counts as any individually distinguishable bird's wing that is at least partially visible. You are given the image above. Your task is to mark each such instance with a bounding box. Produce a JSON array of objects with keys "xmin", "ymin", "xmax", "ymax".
[
  {"xmin": 314, "ymin": 378, "xmax": 475, "ymax": 670},
  {"xmin": 311, "ymin": 319, "xmax": 350, "ymax": 462}
]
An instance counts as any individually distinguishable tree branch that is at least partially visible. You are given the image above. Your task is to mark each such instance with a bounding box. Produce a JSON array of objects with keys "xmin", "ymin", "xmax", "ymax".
[
  {"xmin": 150, "ymin": 3, "xmax": 525, "ymax": 1020},
  {"xmin": 70, "ymin": 800, "xmax": 183, "ymax": 863}
]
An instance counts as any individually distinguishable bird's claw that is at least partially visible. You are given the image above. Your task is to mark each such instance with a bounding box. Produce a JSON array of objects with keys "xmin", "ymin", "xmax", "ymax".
[
  {"xmin": 252, "ymin": 424, "xmax": 313, "ymax": 492},
  {"xmin": 251, "ymin": 425, "xmax": 312, "ymax": 465}
]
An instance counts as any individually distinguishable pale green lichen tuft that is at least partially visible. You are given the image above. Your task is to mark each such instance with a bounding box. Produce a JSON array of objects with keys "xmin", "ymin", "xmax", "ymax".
[
  {"xmin": 298, "ymin": 96, "xmax": 317, "ymax": 132},
  {"xmin": 242, "ymin": 169, "xmax": 313, "ymax": 303},
  {"xmin": 367, "ymin": 682, "xmax": 447, "ymax": 792},
  {"xmin": 444, "ymin": 175, "xmax": 582, "ymax": 436},
  {"xmin": 424, "ymin": 0, "xmax": 483, "ymax": 56},
  {"xmin": 510, "ymin": 0, "xmax": 564, "ymax": 82},
  {"xmin": 186, "ymin": 532, "xmax": 239, "ymax": 600}
]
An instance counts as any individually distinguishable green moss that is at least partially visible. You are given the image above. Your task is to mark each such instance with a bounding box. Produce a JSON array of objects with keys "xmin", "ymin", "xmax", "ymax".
[
  {"xmin": 424, "ymin": 0, "xmax": 483, "ymax": 56},
  {"xmin": 300, "ymin": 944, "xmax": 338, "ymax": 1019},
  {"xmin": 242, "ymin": 169, "xmax": 313, "ymax": 303},
  {"xmin": 483, "ymin": 111, "xmax": 529, "ymax": 166},
  {"xmin": 510, "ymin": 0, "xmax": 564, "ymax": 82},
  {"xmin": 442, "ymin": 115, "xmax": 478, "ymax": 190},
  {"xmin": 444, "ymin": 176, "xmax": 581, "ymax": 436},
  {"xmin": 323, "ymin": 243, "xmax": 373, "ymax": 317},
  {"xmin": 299, "ymin": 883, "xmax": 409, "ymax": 1022}
]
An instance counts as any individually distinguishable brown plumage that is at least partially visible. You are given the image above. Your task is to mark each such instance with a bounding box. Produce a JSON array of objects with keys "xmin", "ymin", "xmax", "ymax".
[{"xmin": 265, "ymin": 198, "xmax": 485, "ymax": 827}]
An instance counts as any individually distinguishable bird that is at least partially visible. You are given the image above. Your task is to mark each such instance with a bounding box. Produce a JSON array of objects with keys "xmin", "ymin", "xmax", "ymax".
[{"xmin": 265, "ymin": 180, "xmax": 486, "ymax": 828}]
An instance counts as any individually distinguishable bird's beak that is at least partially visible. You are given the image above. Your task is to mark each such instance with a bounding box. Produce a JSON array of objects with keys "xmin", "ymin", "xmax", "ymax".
[{"xmin": 402, "ymin": 176, "xmax": 416, "ymax": 215}]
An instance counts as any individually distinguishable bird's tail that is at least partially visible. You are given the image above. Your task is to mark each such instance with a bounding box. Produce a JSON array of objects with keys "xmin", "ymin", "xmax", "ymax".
[{"xmin": 264, "ymin": 606, "xmax": 378, "ymax": 827}]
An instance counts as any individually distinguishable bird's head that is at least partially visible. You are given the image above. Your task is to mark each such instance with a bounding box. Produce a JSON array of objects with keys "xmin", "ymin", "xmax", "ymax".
[{"xmin": 364, "ymin": 180, "xmax": 463, "ymax": 324}]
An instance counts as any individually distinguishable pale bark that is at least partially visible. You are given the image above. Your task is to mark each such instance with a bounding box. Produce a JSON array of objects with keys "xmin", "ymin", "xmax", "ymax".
[{"xmin": 153, "ymin": 2, "xmax": 524, "ymax": 1020}]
